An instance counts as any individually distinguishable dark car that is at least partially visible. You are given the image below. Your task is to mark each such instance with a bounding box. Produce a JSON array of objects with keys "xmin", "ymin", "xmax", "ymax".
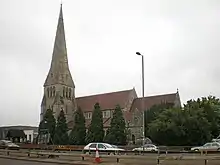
[{"xmin": 0, "ymin": 140, "xmax": 20, "ymax": 150}]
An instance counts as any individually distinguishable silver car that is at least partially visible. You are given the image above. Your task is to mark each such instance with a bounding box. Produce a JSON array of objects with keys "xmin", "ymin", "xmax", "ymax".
[
  {"xmin": 0, "ymin": 140, "xmax": 20, "ymax": 150},
  {"xmin": 83, "ymin": 142, "xmax": 124, "ymax": 154},
  {"xmin": 132, "ymin": 144, "xmax": 158, "ymax": 152},
  {"xmin": 191, "ymin": 142, "xmax": 220, "ymax": 152}
]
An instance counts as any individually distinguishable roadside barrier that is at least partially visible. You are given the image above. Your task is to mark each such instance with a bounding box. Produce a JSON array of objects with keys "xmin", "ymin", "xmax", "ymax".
[{"xmin": 0, "ymin": 149, "xmax": 220, "ymax": 165}]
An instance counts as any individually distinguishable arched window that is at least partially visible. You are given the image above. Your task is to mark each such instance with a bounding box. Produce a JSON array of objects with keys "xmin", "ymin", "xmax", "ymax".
[
  {"xmin": 66, "ymin": 87, "xmax": 68, "ymax": 98},
  {"xmin": 53, "ymin": 86, "xmax": 55, "ymax": 97},
  {"xmin": 63, "ymin": 87, "xmax": 65, "ymax": 98},
  {"xmin": 69, "ymin": 88, "xmax": 71, "ymax": 98},
  {"xmin": 47, "ymin": 88, "xmax": 49, "ymax": 98},
  {"xmin": 50, "ymin": 87, "xmax": 52, "ymax": 97}
]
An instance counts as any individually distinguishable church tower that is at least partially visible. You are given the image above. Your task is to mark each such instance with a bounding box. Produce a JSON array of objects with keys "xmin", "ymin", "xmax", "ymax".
[{"xmin": 40, "ymin": 4, "xmax": 76, "ymax": 129}]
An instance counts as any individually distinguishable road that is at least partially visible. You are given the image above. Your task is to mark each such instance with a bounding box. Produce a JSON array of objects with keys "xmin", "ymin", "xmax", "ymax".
[{"xmin": 0, "ymin": 158, "xmax": 70, "ymax": 165}]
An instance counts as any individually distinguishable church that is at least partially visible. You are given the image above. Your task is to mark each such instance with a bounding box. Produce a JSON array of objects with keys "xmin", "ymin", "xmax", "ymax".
[{"xmin": 40, "ymin": 5, "xmax": 181, "ymax": 142}]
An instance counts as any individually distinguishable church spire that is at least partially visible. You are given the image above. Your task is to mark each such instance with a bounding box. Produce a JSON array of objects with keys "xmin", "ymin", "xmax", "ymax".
[{"xmin": 44, "ymin": 4, "xmax": 74, "ymax": 87}]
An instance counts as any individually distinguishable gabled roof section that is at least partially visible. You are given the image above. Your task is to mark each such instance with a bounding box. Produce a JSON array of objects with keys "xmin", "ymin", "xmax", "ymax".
[
  {"xmin": 41, "ymin": 95, "xmax": 46, "ymax": 107},
  {"xmin": 44, "ymin": 4, "xmax": 74, "ymax": 87},
  {"xmin": 76, "ymin": 89, "xmax": 134, "ymax": 112},
  {"xmin": 130, "ymin": 92, "xmax": 179, "ymax": 112}
]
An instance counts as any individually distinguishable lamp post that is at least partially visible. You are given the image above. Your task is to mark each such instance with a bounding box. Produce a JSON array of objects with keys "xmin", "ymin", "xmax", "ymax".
[{"xmin": 136, "ymin": 52, "xmax": 145, "ymax": 150}]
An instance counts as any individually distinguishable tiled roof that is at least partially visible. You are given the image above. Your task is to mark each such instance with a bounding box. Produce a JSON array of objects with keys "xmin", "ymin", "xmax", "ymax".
[
  {"xmin": 77, "ymin": 90, "xmax": 179, "ymax": 129},
  {"xmin": 0, "ymin": 126, "xmax": 38, "ymax": 133},
  {"xmin": 76, "ymin": 89, "xmax": 133, "ymax": 112},
  {"xmin": 130, "ymin": 92, "xmax": 177, "ymax": 112},
  {"xmin": 123, "ymin": 110, "xmax": 133, "ymax": 122}
]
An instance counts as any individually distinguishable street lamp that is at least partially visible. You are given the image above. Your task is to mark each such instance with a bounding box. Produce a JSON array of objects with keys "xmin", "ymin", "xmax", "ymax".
[{"xmin": 136, "ymin": 52, "xmax": 145, "ymax": 150}]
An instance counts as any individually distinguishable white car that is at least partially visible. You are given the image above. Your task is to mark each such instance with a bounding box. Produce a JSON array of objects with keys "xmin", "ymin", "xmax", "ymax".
[
  {"xmin": 191, "ymin": 142, "xmax": 220, "ymax": 152},
  {"xmin": 212, "ymin": 135, "xmax": 220, "ymax": 143},
  {"xmin": 132, "ymin": 144, "xmax": 158, "ymax": 152},
  {"xmin": 0, "ymin": 140, "xmax": 20, "ymax": 150},
  {"xmin": 83, "ymin": 143, "xmax": 124, "ymax": 154}
]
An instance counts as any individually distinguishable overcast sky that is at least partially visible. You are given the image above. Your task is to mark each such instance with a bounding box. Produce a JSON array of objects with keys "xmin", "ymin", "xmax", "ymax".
[{"xmin": 0, "ymin": 0, "xmax": 219, "ymax": 126}]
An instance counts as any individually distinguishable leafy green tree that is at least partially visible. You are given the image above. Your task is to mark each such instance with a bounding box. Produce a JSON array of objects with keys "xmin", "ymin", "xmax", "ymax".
[
  {"xmin": 183, "ymin": 108, "xmax": 211, "ymax": 145},
  {"xmin": 69, "ymin": 107, "xmax": 86, "ymax": 145},
  {"xmin": 86, "ymin": 103, "xmax": 104, "ymax": 143},
  {"xmin": 145, "ymin": 103, "xmax": 174, "ymax": 136},
  {"xmin": 38, "ymin": 109, "xmax": 56, "ymax": 144},
  {"xmin": 105, "ymin": 105, "xmax": 127, "ymax": 145},
  {"xmin": 148, "ymin": 108, "xmax": 184, "ymax": 145},
  {"xmin": 184, "ymin": 96, "xmax": 220, "ymax": 138},
  {"xmin": 54, "ymin": 110, "xmax": 69, "ymax": 145},
  {"xmin": 148, "ymin": 107, "xmax": 211, "ymax": 146},
  {"xmin": 147, "ymin": 96, "xmax": 220, "ymax": 146}
]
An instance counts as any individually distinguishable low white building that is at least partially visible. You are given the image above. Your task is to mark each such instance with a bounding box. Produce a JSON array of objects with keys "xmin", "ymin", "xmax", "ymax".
[
  {"xmin": 0, "ymin": 126, "xmax": 38, "ymax": 143},
  {"xmin": 23, "ymin": 130, "xmax": 34, "ymax": 143}
]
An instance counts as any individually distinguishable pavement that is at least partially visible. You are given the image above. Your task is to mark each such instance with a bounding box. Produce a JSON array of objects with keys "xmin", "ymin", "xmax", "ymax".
[
  {"xmin": 0, "ymin": 156, "xmax": 93, "ymax": 165},
  {"xmin": 1, "ymin": 149, "xmax": 220, "ymax": 165},
  {"xmin": 0, "ymin": 157, "xmax": 70, "ymax": 165}
]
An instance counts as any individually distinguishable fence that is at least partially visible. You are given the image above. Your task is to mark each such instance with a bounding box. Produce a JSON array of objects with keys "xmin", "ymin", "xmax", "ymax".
[
  {"xmin": 18, "ymin": 143, "xmax": 194, "ymax": 151},
  {"xmin": 0, "ymin": 149, "xmax": 220, "ymax": 165}
]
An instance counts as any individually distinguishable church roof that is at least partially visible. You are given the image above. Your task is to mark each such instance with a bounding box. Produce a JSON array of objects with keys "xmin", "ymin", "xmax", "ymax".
[
  {"xmin": 76, "ymin": 89, "xmax": 134, "ymax": 112},
  {"xmin": 41, "ymin": 95, "xmax": 46, "ymax": 106},
  {"xmin": 76, "ymin": 89, "xmax": 179, "ymax": 128},
  {"xmin": 44, "ymin": 4, "xmax": 74, "ymax": 87},
  {"xmin": 130, "ymin": 92, "xmax": 178, "ymax": 114}
]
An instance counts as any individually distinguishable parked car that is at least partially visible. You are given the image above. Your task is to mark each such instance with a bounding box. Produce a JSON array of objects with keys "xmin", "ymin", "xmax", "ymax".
[
  {"xmin": 132, "ymin": 144, "xmax": 158, "ymax": 152},
  {"xmin": 191, "ymin": 142, "xmax": 220, "ymax": 152},
  {"xmin": 0, "ymin": 140, "xmax": 20, "ymax": 150},
  {"xmin": 83, "ymin": 142, "xmax": 124, "ymax": 154},
  {"xmin": 111, "ymin": 145, "xmax": 119, "ymax": 149},
  {"xmin": 212, "ymin": 135, "xmax": 220, "ymax": 143}
]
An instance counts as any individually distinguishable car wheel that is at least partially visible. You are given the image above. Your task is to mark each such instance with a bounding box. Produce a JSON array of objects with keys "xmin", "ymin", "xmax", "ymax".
[
  {"xmin": 108, "ymin": 152, "xmax": 114, "ymax": 156},
  {"xmin": 133, "ymin": 150, "xmax": 138, "ymax": 155}
]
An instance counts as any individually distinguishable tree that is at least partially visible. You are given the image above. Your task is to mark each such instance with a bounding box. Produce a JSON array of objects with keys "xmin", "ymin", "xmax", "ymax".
[
  {"xmin": 86, "ymin": 103, "xmax": 104, "ymax": 143},
  {"xmin": 145, "ymin": 103, "xmax": 173, "ymax": 136},
  {"xmin": 69, "ymin": 107, "xmax": 86, "ymax": 145},
  {"xmin": 105, "ymin": 105, "xmax": 127, "ymax": 145},
  {"xmin": 146, "ymin": 96, "xmax": 220, "ymax": 146},
  {"xmin": 54, "ymin": 110, "xmax": 69, "ymax": 145},
  {"xmin": 148, "ymin": 107, "xmax": 211, "ymax": 146},
  {"xmin": 38, "ymin": 109, "xmax": 56, "ymax": 144},
  {"xmin": 148, "ymin": 108, "xmax": 184, "ymax": 145},
  {"xmin": 184, "ymin": 96, "xmax": 220, "ymax": 138},
  {"xmin": 183, "ymin": 108, "xmax": 211, "ymax": 145}
]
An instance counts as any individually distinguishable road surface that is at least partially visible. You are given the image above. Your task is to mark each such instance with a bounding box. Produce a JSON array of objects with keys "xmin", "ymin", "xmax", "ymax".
[{"xmin": 0, "ymin": 158, "xmax": 70, "ymax": 165}]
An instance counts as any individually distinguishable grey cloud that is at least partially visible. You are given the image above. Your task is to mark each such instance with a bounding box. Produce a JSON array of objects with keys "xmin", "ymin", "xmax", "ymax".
[{"xmin": 0, "ymin": 0, "xmax": 219, "ymax": 126}]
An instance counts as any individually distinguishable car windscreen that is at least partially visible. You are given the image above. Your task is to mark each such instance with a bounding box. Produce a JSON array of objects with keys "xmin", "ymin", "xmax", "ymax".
[
  {"xmin": 111, "ymin": 145, "xmax": 118, "ymax": 148},
  {"xmin": 105, "ymin": 144, "xmax": 113, "ymax": 148}
]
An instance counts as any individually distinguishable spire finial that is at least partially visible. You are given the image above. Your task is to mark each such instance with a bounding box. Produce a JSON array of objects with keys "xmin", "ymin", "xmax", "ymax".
[{"xmin": 59, "ymin": 2, "xmax": 63, "ymax": 19}]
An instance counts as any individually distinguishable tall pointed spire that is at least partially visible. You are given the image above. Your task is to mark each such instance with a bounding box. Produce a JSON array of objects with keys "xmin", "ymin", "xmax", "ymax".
[{"xmin": 44, "ymin": 4, "xmax": 74, "ymax": 87}]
